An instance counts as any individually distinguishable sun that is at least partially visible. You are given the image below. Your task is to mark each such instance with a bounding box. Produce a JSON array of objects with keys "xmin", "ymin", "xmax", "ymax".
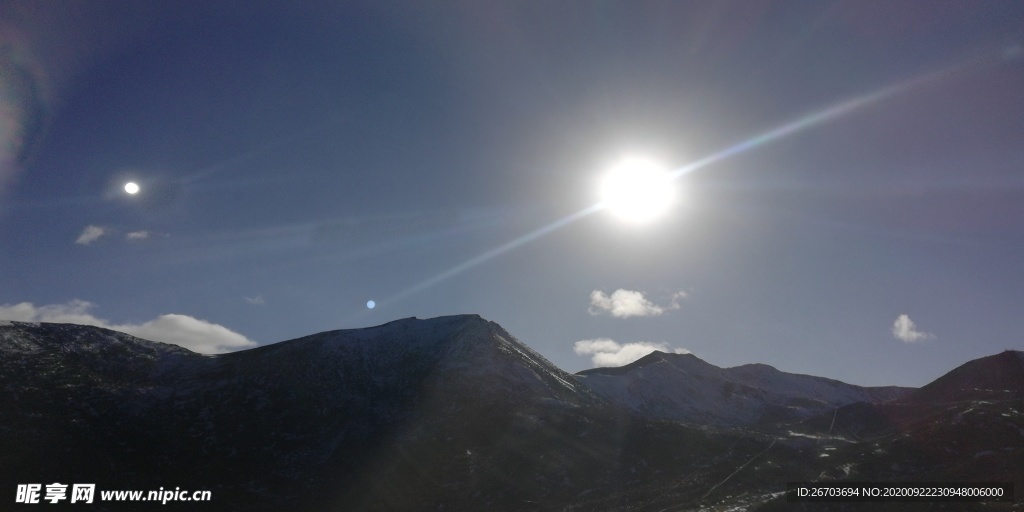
[
  {"xmin": 124, "ymin": 182, "xmax": 140, "ymax": 194},
  {"xmin": 599, "ymin": 157, "xmax": 675, "ymax": 223}
]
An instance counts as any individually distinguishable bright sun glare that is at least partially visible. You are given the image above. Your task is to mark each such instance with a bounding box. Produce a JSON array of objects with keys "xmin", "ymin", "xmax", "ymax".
[
  {"xmin": 599, "ymin": 157, "xmax": 675, "ymax": 223},
  {"xmin": 124, "ymin": 182, "xmax": 140, "ymax": 194}
]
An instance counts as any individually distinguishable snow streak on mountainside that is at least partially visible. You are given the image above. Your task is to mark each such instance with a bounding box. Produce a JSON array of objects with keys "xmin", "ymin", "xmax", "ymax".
[{"xmin": 575, "ymin": 351, "xmax": 911, "ymax": 426}]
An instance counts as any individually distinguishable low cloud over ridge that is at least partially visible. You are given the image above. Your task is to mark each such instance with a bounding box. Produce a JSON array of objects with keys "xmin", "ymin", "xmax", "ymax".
[
  {"xmin": 0, "ymin": 300, "xmax": 256, "ymax": 353},
  {"xmin": 574, "ymin": 338, "xmax": 690, "ymax": 367},
  {"xmin": 589, "ymin": 289, "xmax": 687, "ymax": 318}
]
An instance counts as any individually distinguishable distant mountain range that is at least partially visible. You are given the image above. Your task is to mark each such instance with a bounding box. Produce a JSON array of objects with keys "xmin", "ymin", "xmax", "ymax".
[
  {"xmin": 1, "ymin": 316, "xmax": 1021, "ymax": 511},
  {"xmin": 577, "ymin": 351, "xmax": 910, "ymax": 427}
]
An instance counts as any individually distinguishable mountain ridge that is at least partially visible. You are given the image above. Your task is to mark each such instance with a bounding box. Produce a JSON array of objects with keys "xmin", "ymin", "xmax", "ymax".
[
  {"xmin": 2, "ymin": 315, "xmax": 1022, "ymax": 511},
  {"xmin": 901, "ymin": 349, "xmax": 1024, "ymax": 404},
  {"xmin": 574, "ymin": 349, "xmax": 912, "ymax": 427}
]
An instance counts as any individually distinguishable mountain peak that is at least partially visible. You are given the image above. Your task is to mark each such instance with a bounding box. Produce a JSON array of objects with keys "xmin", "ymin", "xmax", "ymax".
[
  {"xmin": 224, "ymin": 313, "xmax": 597, "ymax": 409},
  {"xmin": 575, "ymin": 350, "xmax": 709, "ymax": 377},
  {"xmin": 351, "ymin": 313, "xmax": 485, "ymax": 333},
  {"xmin": 730, "ymin": 362, "xmax": 779, "ymax": 373},
  {"xmin": 905, "ymin": 349, "xmax": 1024, "ymax": 403}
]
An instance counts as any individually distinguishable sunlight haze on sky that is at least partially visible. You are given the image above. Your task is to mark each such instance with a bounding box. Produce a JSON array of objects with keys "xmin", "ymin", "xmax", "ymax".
[{"xmin": 1, "ymin": 0, "xmax": 1023, "ymax": 386}]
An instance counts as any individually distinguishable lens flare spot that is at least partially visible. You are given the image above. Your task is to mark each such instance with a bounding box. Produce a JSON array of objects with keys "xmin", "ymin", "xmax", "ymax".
[{"xmin": 366, "ymin": 300, "xmax": 376, "ymax": 309}]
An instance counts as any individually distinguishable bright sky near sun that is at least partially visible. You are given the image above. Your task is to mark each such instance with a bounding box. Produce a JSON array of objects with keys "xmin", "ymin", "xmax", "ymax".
[
  {"xmin": 599, "ymin": 157, "xmax": 677, "ymax": 224},
  {"xmin": 1, "ymin": 1, "xmax": 1023, "ymax": 387}
]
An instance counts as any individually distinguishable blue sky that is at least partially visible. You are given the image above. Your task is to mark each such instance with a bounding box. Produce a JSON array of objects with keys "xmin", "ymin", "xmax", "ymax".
[{"xmin": 2, "ymin": 1, "xmax": 1022, "ymax": 386}]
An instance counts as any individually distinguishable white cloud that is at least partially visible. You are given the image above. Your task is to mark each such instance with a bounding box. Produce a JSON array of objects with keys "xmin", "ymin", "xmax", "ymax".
[
  {"xmin": 892, "ymin": 314, "xmax": 935, "ymax": 343},
  {"xmin": 573, "ymin": 338, "xmax": 621, "ymax": 355},
  {"xmin": 0, "ymin": 300, "xmax": 256, "ymax": 354},
  {"xmin": 75, "ymin": 225, "xmax": 107, "ymax": 245},
  {"xmin": 0, "ymin": 302, "xmax": 40, "ymax": 322},
  {"xmin": 574, "ymin": 338, "xmax": 690, "ymax": 367},
  {"xmin": 244, "ymin": 295, "xmax": 266, "ymax": 305},
  {"xmin": 126, "ymin": 231, "xmax": 149, "ymax": 240},
  {"xmin": 589, "ymin": 289, "xmax": 685, "ymax": 318},
  {"xmin": 116, "ymin": 315, "xmax": 255, "ymax": 354}
]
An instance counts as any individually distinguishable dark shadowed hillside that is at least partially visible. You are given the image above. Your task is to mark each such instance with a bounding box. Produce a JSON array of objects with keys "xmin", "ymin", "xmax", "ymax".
[
  {"xmin": 576, "ymin": 351, "xmax": 909, "ymax": 428},
  {"xmin": 1, "ymin": 318, "xmax": 1021, "ymax": 511}
]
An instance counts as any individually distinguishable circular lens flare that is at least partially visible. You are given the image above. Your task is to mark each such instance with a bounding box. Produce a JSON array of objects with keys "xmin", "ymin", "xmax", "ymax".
[{"xmin": 599, "ymin": 157, "xmax": 675, "ymax": 223}]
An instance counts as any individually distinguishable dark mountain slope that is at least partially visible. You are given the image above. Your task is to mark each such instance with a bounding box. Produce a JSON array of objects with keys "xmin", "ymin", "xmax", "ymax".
[
  {"xmin": 0, "ymin": 316, "xmax": 596, "ymax": 508},
  {"xmin": 0, "ymin": 317, "xmax": 765, "ymax": 511},
  {"xmin": 799, "ymin": 351, "xmax": 1024, "ymax": 439},
  {"xmin": 779, "ymin": 350, "xmax": 1024, "ymax": 511},
  {"xmin": 904, "ymin": 349, "xmax": 1024, "ymax": 403},
  {"xmin": 2, "ymin": 319, "xmax": 1020, "ymax": 511}
]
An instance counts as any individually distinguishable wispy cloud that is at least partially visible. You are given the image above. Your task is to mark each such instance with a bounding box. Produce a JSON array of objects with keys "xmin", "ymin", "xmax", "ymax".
[
  {"xmin": 126, "ymin": 231, "xmax": 149, "ymax": 240},
  {"xmin": 588, "ymin": 289, "xmax": 686, "ymax": 318},
  {"xmin": 75, "ymin": 225, "xmax": 107, "ymax": 245},
  {"xmin": 574, "ymin": 338, "xmax": 690, "ymax": 367},
  {"xmin": 0, "ymin": 300, "xmax": 256, "ymax": 354},
  {"xmin": 892, "ymin": 314, "xmax": 935, "ymax": 343},
  {"xmin": 244, "ymin": 295, "xmax": 265, "ymax": 305}
]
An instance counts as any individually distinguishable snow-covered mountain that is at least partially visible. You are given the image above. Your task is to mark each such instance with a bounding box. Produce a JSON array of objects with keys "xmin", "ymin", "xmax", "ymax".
[{"xmin": 574, "ymin": 350, "xmax": 910, "ymax": 427}]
